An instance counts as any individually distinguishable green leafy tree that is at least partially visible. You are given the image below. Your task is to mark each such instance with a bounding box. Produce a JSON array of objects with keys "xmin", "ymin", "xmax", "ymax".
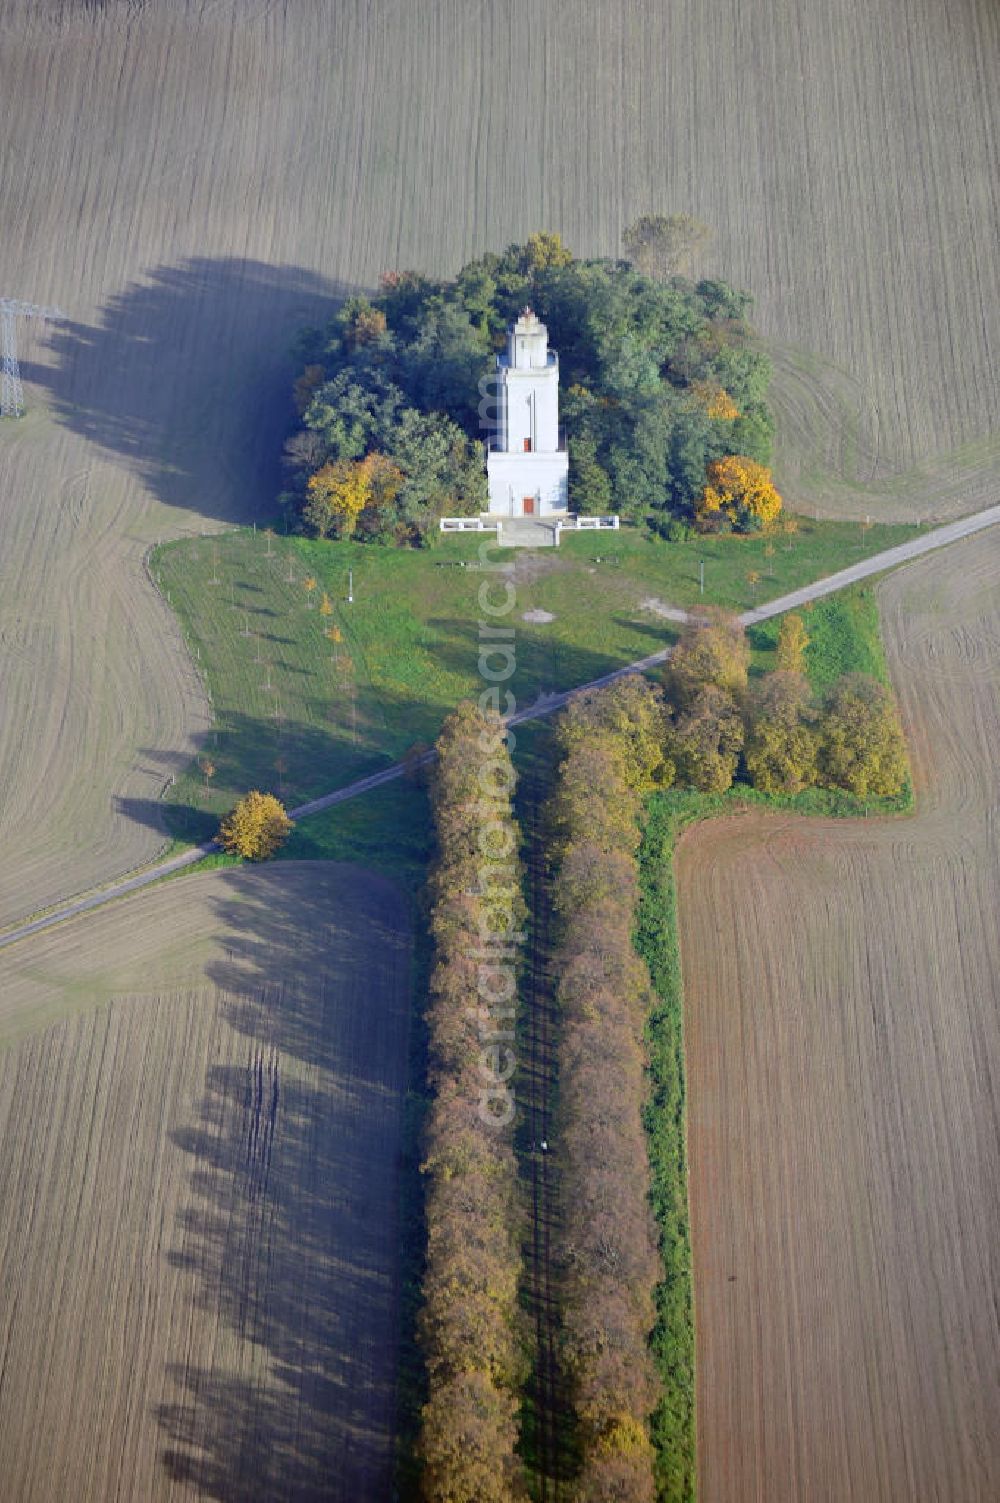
[
  {"xmin": 568, "ymin": 432, "xmax": 613, "ymax": 514},
  {"xmin": 285, "ymin": 238, "xmax": 773, "ymax": 543},
  {"xmin": 303, "ymin": 369, "xmax": 401, "ymax": 461}
]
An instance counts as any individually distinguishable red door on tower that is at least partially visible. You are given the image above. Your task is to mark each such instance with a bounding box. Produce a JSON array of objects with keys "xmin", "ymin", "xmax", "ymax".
[{"xmin": 523, "ymin": 496, "xmax": 535, "ymax": 515}]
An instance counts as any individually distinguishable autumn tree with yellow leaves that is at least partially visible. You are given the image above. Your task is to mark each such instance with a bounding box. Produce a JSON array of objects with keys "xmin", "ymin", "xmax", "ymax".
[
  {"xmin": 818, "ymin": 674, "xmax": 908, "ymax": 798},
  {"xmin": 664, "ymin": 609, "xmax": 750, "ymax": 710},
  {"xmin": 218, "ymin": 791, "xmax": 293, "ymax": 861},
  {"xmin": 745, "ymin": 671, "xmax": 819, "ymax": 794},
  {"xmin": 303, "ymin": 452, "xmax": 404, "ymax": 539},
  {"xmin": 556, "ymin": 676, "xmax": 673, "ymax": 796},
  {"xmin": 668, "ymin": 684, "xmax": 745, "ymax": 794},
  {"xmin": 775, "ymin": 611, "xmax": 810, "ymax": 673},
  {"xmin": 417, "ymin": 704, "xmax": 529, "ymax": 1503},
  {"xmin": 688, "ymin": 379, "xmax": 740, "ymax": 421},
  {"xmin": 696, "ymin": 455, "xmax": 783, "ymax": 530},
  {"xmin": 547, "ymin": 698, "xmax": 661, "ymax": 1502}
]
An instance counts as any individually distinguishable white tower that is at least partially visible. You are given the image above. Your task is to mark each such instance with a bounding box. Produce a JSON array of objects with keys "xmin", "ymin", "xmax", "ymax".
[{"xmin": 486, "ymin": 309, "xmax": 569, "ymax": 517}]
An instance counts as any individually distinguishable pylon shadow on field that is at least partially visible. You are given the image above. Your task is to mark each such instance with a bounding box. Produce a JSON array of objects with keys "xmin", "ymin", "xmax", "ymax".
[
  {"xmin": 156, "ymin": 866, "xmax": 412, "ymax": 1500},
  {"xmin": 27, "ymin": 257, "xmax": 355, "ymax": 524}
]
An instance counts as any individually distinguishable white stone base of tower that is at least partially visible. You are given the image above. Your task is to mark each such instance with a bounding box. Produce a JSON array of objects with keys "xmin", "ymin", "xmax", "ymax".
[{"xmin": 486, "ymin": 449, "xmax": 569, "ymax": 517}]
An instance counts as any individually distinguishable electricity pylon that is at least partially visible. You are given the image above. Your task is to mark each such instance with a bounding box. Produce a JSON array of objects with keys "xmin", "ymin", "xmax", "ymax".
[{"xmin": 0, "ymin": 298, "xmax": 66, "ymax": 418}]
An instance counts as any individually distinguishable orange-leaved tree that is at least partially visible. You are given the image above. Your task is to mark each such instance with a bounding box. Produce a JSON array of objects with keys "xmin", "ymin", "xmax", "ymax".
[
  {"xmin": 292, "ymin": 363, "xmax": 325, "ymax": 417},
  {"xmin": 218, "ymin": 791, "xmax": 293, "ymax": 861},
  {"xmin": 361, "ymin": 450, "xmax": 405, "ymax": 509},
  {"xmin": 343, "ymin": 299, "xmax": 388, "ymax": 350},
  {"xmin": 697, "ymin": 455, "xmax": 782, "ymax": 529}
]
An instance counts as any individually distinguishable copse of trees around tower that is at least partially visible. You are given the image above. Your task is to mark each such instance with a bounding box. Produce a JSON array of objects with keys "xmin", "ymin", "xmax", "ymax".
[
  {"xmin": 282, "ymin": 231, "xmax": 777, "ymax": 541},
  {"xmin": 417, "ymin": 703, "xmax": 529, "ymax": 1503}
]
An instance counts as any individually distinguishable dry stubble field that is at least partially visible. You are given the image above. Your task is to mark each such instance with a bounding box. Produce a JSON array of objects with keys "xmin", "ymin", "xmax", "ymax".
[
  {"xmin": 0, "ymin": 861, "xmax": 411, "ymax": 1501},
  {"xmin": 679, "ymin": 528, "xmax": 1000, "ymax": 1501},
  {"xmin": 0, "ymin": 0, "xmax": 998, "ymax": 923}
]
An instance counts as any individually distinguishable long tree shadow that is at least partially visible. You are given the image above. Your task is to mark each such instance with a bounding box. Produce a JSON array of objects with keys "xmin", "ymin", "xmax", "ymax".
[
  {"xmin": 26, "ymin": 257, "xmax": 351, "ymax": 523},
  {"xmin": 157, "ymin": 866, "xmax": 413, "ymax": 1500}
]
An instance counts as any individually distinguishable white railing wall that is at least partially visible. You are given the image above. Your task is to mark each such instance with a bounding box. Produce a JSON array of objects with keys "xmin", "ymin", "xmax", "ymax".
[
  {"xmin": 555, "ymin": 514, "xmax": 620, "ymax": 533},
  {"xmin": 439, "ymin": 516, "xmax": 502, "ymax": 533}
]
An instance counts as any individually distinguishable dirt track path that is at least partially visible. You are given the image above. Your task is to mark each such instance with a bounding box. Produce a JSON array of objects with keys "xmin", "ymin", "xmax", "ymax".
[
  {"xmin": 518, "ymin": 778, "xmax": 569, "ymax": 1500},
  {"xmin": 679, "ymin": 528, "xmax": 1000, "ymax": 1501},
  {"xmin": 3, "ymin": 505, "xmax": 998, "ymax": 954}
]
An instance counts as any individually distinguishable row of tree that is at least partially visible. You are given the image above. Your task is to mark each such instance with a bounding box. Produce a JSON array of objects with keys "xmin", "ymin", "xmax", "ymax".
[
  {"xmin": 282, "ymin": 230, "xmax": 777, "ymax": 541},
  {"xmin": 417, "ymin": 703, "xmax": 529, "ymax": 1503},
  {"xmin": 661, "ymin": 611, "xmax": 909, "ymax": 800},
  {"xmin": 546, "ymin": 679, "xmax": 668, "ymax": 1501}
]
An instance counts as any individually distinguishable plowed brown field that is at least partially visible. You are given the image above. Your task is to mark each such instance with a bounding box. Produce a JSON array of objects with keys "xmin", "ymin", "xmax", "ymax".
[
  {"xmin": 0, "ymin": 861, "xmax": 412, "ymax": 1501},
  {"xmin": 1, "ymin": 0, "xmax": 998, "ymax": 922},
  {"xmin": 678, "ymin": 529, "xmax": 1000, "ymax": 1501}
]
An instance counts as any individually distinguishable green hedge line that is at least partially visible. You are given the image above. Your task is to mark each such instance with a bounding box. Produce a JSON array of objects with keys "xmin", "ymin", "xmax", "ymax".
[{"xmin": 636, "ymin": 795, "xmax": 696, "ymax": 1503}]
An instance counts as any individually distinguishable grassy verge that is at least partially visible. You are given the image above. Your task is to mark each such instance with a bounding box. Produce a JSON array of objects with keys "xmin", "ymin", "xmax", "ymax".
[
  {"xmin": 636, "ymin": 795, "xmax": 695, "ymax": 1503},
  {"xmin": 749, "ymin": 582, "xmax": 889, "ymax": 690}
]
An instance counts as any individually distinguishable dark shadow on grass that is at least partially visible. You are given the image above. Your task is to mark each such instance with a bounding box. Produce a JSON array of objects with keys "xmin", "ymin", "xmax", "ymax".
[
  {"xmin": 156, "ymin": 866, "xmax": 413, "ymax": 1500},
  {"xmin": 423, "ymin": 615, "xmax": 661, "ymax": 709},
  {"xmin": 127, "ymin": 605, "xmax": 672, "ymax": 861},
  {"xmin": 609, "ymin": 613, "xmax": 684, "ymax": 643},
  {"xmin": 27, "ymin": 257, "xmax": 353, "ymax": 524}
]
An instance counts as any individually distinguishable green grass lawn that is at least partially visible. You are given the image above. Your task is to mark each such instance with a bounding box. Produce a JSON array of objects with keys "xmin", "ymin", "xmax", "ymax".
[
  {"xmin": 749, "ymin": 582, "xmax": 889, "ymax": 690},
  {"xmin": 152, "ymin": 515, "xmax": 917, "ymax": 880}
]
